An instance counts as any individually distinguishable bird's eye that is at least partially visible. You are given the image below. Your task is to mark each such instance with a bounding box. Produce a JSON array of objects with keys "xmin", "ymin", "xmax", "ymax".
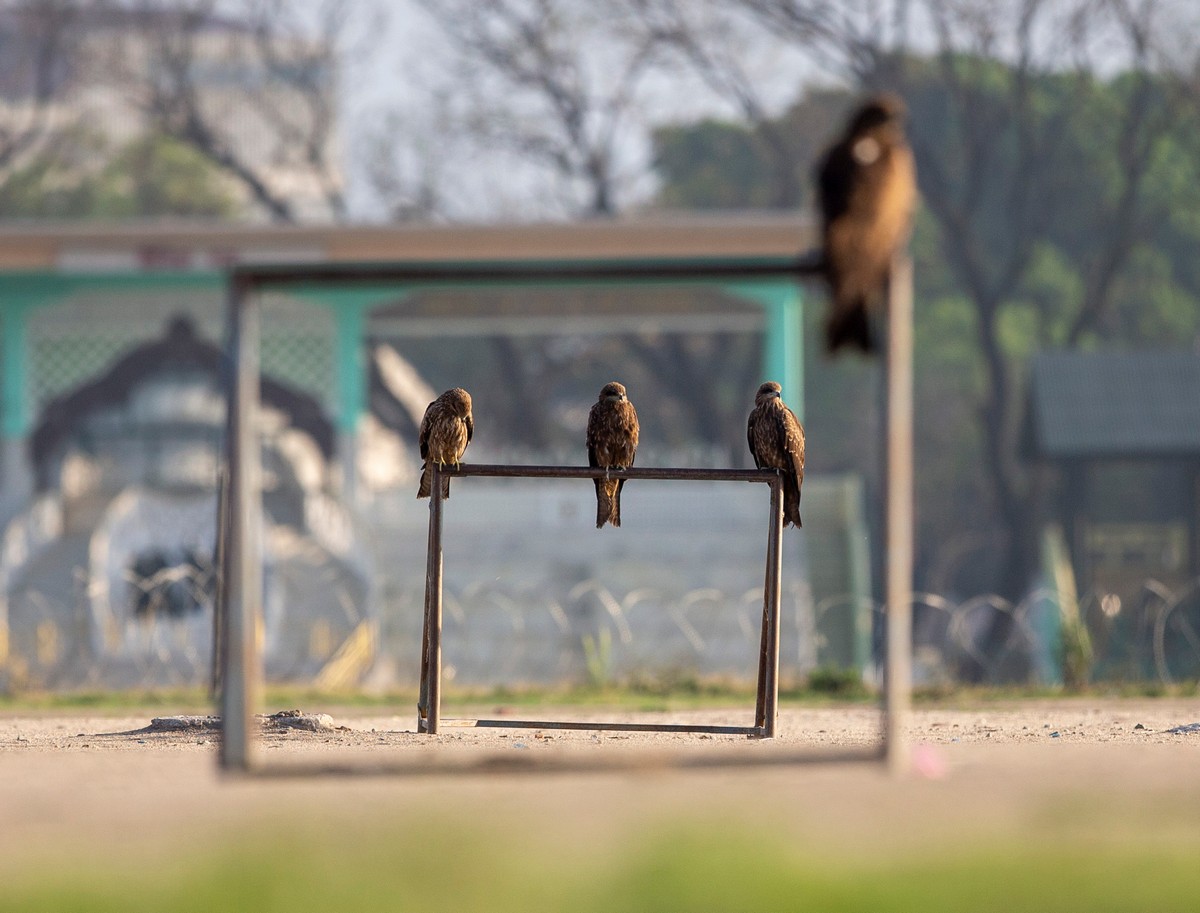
[{"xmin": 852, "ymin": 137, "xmax": 881, "ymax": 165}]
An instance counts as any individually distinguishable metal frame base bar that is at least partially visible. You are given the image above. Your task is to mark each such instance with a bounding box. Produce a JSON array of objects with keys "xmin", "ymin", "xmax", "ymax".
[
  {"xmin": 230, "ymin": 745, "xmax": 886, "ymax": 780},
  {"xmin": 435, "ymin": 718, "xmax": 766, "ymax": 736}
]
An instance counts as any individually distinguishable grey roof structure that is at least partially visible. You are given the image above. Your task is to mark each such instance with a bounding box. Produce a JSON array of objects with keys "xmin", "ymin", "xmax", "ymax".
[{"xmin": 1027, "ymin": 351, "xmax": 1200, "ymax": 458}]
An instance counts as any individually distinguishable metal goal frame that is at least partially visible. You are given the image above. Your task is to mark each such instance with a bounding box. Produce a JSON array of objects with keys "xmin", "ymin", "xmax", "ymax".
[{"xmin": 214, "ymin": 253, "xmax": 913, "ymax": 776}]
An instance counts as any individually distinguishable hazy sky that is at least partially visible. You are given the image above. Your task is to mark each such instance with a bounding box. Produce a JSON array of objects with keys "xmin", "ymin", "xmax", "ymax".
[{"xmin": 334, "ymin": 0, "xmax": 823, "ymax": 222}]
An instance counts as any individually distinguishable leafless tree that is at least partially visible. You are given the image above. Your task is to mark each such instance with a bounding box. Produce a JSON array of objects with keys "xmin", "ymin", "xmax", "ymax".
[
  {"xmin": 359, "ymin": 105, "xmax": 446, "ymax": 223},
  {"xmin": 0, "ymin": 0, "xmax": 90, "ymax": 186},
  {"xmin": 650, "ymin": 0, "xmax": 1193, "ymax": 598},
  {"xmin": 415, "ymin": 0, "xmax": 669, "ymax": 218},
  {"xmin": 91, "ymin": 0, "xmax": 354, "ymax": 222},
  {"xmin": 627, "ymin": 0, "xmax": 809, "ymax": 208},
  {"xmin": 397, "ymin": 0, "xmax": 769, "ymax": 449},
  {"xmin": 732, "ymin": 0, "xmax": 916, "ymax": 82},
  {"xmin": 904, "ymin": 0, "xmax": 1184, "ymax": 597}
]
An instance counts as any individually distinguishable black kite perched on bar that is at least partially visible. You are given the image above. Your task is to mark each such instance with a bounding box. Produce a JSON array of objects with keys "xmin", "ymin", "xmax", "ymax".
[
  {"xmin": 816, "ymin": 93, "xmax": 916, "ymax": 354},
  {"xmin": 586, "ymin": 381, "xmax": 640, "ymax": 528},
  {"xmin": 417, "ymin": 387, "xmax": 473, "ymax": 499},
  {"xmin": 747, "ymin": 381, "xmax": 805, "ymax": 528}
]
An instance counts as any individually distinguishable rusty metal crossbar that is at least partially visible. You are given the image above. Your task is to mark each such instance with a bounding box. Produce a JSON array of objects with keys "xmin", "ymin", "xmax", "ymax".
[
  {"xmin": 417, "ymin": 462, "xmax": 786, "ymax": 739},
  {"xmin": 229, "ymin": 253, "xmax": 825, "ymax": 290}
]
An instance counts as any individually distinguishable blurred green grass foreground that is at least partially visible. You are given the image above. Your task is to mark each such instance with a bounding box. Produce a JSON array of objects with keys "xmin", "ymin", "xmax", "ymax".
[
  {"xmin": 4, "ymin": 685, "xmax": 1199, "ymax": 912},
  {"xmin": 4, "ymin": 823, "xmax": 1199, "ymax": 913}
]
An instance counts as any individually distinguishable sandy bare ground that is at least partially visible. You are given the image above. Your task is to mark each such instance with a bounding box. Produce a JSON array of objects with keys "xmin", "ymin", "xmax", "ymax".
[{"xmin": 3, "ymin": 697, "xmax": 1200, "ymax": 874}]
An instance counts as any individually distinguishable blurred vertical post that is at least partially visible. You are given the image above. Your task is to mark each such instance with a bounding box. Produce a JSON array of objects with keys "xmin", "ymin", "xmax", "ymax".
[
  {"xmin": 210, "ymin": 463, "xmax": 228, "ymax": 696},
  {"xmin": 219, "ymin": 276, "xmax": 263, "ymax": 771},
  {"xmin": 418, "ymin": 463, "xmax": 445, "ymax": 734},
  {"xmin": 884, "ymin": 254, "xmax": 914, "ymax": 774}
]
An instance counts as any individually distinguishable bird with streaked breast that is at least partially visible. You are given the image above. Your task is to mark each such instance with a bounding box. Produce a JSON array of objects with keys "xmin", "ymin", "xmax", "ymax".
[
  {"xmin": 416, "ymin": 387, "xmax": 473, "ymax": 500},
  {"xmin": 746, "ymin": 381, "xmax": 805, "ymax": 528},
  {"xmin": 586, "ymin": 381, "xmax": 639, "ymax": 528}
]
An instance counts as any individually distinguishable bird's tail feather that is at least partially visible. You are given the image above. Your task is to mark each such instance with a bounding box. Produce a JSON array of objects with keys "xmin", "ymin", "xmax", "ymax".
[
  {"xmin": 826, "ymin": 295, "xmax": 875, "ymax": 354},
  {"xmin": 595, "ymin": 478, "xmax": 621, "ymax": 528},
  {"xmin": 416, "ymin": 464, "xmax": 452, "ymax": 500},
  {"xmin": 784, "ymin": 476, "xmax": 803, "ymax": 528}
]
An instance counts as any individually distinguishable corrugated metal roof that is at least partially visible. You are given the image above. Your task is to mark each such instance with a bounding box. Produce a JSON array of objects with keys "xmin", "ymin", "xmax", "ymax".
[{"xmin": 1029, "ymin": 351, "xmax": 1200, "ymax": 458}]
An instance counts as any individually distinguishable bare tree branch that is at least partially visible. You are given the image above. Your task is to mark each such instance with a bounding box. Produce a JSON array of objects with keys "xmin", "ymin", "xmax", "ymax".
[
  {"xmin": 96, "ymin": 0, "xmax": 350, "ymax": 222},
  {"xmin": 418, "ymin": 0, "xmax": 666, "ymax": 217},
  {"xmin": 629, "ymin": 0, "xmax": 807, "ymax": 206},
  {"xmin": 685, "ymin": 0, "xmax": 1190, "ymax": 596},
  {"xmin": 0, "ymin": 0, "xmax": 88, "ymax": 180}
]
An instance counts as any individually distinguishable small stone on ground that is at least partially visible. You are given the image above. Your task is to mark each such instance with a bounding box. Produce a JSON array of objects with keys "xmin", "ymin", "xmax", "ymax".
[
  {"xmin": 149, "ymin": 716, "xmax": 222, "ymax": 732},
  {"xmin": 146, "ymin": 710, "xmax": 337, "ymax": 733}
]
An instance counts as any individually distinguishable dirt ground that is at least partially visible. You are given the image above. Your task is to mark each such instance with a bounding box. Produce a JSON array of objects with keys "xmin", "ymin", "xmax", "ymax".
[{"xmin": 3, "ymin": 697, "xmax": 1200, "ymax": 875}]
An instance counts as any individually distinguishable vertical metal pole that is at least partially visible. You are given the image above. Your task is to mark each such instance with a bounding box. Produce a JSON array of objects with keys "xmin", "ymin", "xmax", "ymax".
[
  {"xmin": 419, "ymin": 463, "xmax": 445, "ymax": 734},
  {"xmin": 755, "ymin": 474, "xmax": 784, "ymax": 736},
  {"xmin": 210, "ymin": 464, "xmax": 229, "ymax": 696},
  {"xmin": 219, "ymin": 278, "xmax": 263, "ymax": 771},
  {"xmin": 417, "ymin": 465, "xmax": 434, "ymax": 732},
  {"xmin": 764, "ymin": 475, "xmax": 784, "ymax": 738},
  {"xmin": 884, "ymin": 254, "xmax": 914, "ymax": 774},
  {"xmin": 755, "ymin": 489, "xmax": 772, "ymax": 731},
  {"xmin": 417, "ymin": 557, "xmax": 431, "ymax": 731}
]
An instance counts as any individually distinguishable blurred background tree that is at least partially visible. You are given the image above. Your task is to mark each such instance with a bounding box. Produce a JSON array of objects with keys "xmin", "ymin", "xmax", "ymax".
[
  {"xmin": 632, "ymin": 0, "xmax": 1200, "ymax": 598},
  {"xmin": 0, "ymin": 129, "xmax": 237, "ymax": 217},
  {"xmin": 0, "ymin": 0, "xmax": 351, "ymax": 221}
]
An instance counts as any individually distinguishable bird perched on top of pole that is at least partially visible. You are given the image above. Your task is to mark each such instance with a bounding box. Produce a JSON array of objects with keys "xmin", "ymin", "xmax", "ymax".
[
  {"xmin": 747, "ymin": 381, "xmax": 805, "ymax": 529},
  {"xmin": 416, "ymin": 387, "xmax": 473, "ymax": 500},
  {"xmin": 816, "ymin": 93, "xmax": 917, "ymax": 354}
]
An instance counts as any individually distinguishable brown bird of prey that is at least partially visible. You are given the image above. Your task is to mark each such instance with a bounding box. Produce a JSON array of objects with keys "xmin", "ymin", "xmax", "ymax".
[
  {"xmin": 747, "ymin": 381, "xmax": 805, "ymax": 528},
  {"xmin": 586, "ymin": 381, "xmax": 639, "ymax": 528},
  {"xmin": 416, "ymin": 387, "xmax": 473, "ymax": 500},
  {"xmin": 816, "ymin": 93, "xmax": 917, "ymax": 354}
]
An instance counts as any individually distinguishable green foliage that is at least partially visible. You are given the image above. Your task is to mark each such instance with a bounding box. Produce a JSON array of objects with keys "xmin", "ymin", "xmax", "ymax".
[
  {"xmin": 0, "ymin": 688, "xmax": 211, "ymax": 711},
  {"xmin": 581, "ymin": 626, "xmax": 614, "ymax": 688},
  {"xmin": 653, "ymin": 119, "xmax": 777, "ymax": 208},
  {"xmin": 1060, "ymin": 612, "xmax": 1095, "ymax": 691},
  {"xmin": 92, "ymin": 134, "xmax": 239, "ymax": 219},
  {"xmin": 898, "ymin": 56, "xmax": 1200, "ymax": 356},
  {"xmin": 0, "ymin": 131, "xmax": 239, "ymax": 220},
  {"xmin": 651, "ymin": 87, "xmax": 851, "ymax": 210},
  {"xmin": 806, "ymin": 665, "xmax": 868, "ymax": 697}
]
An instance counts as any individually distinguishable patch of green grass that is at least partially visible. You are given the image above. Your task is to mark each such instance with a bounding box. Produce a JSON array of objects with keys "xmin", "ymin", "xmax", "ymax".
[
  {"xmin": 912, "ymin": 680, "xmax": 1199, "ymax": 706},
  {"xmin": 802, "ymin": 665, "xmax": 872, "ymax": 700},
  {"xmin": 3, "ymin": 822, "xmax": 1198, "ymax": 913},
  {"xmin": 2, "ymin": 677, "xmax": 1194, "ymax": 715},
  {"xmin": 0, "ymin": 688, "xmax": 212, "ymax": 713}
]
